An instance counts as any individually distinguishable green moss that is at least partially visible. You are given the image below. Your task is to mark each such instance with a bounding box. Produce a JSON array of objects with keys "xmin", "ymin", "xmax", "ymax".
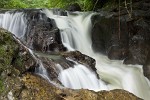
[
  {"xmin": 0, "ymin": 79, "xmax": 4, "ymax": 93},
  {"xmin": 0, "ymin": 29, "xmax": 19, "ymax": 74}
]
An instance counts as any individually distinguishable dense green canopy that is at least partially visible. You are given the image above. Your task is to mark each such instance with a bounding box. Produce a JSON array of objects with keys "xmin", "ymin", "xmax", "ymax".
[
  {"xmin": 0, "ymin": 0, "xmax": 132, "ymax": 11},
  {"xmin": 0, "ymin": 0, "xmax": 95, "ymax": 11}
]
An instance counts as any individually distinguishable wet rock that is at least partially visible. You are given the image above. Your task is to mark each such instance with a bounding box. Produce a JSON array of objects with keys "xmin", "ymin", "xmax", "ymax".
[
  {"xmin": 91, "ymin": 15, "xmax": 129, "ymax": 60},
  {"xmin": 25, "ymin": 10, "xmax": 66, "ymax": 53},
  {"xmin": 91, "ymin": 1, "xmax": 150, "ymax": 65},
  {"xmin": 52, "ymin": 9, "xmax": 67, "ymax": 16},
  {"xmin": 124, "ymin": 35, "xmax": 149, "ymax": 65},
  {"xmin": 38, "ymin": 57, "xmax": 62, "ymax": 83},
  {"xmin": 67, "ymin": 3, "xmax": 81, "ymax": 11},
  {"xmin": 34, "ymin": 52, "xmax": 75, "ymax": 84},
  {"xmin": 124, "ymin": 18, "xmax": 150, "ymax": 65},
  {"xmin": 61, "ymin": 51, "xmax": 96, "ymax": 72},
  {"xmin": 143, "ymin": 51, "xmax": 150, "ymax": 80}
]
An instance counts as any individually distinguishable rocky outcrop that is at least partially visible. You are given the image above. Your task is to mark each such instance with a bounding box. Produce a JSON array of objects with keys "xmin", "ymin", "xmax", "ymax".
[
  {"xmin": 20, "ymin": 73, "xmax": 142, "ymax": 100},
  {"xmin": 0, "ymin": 28, "xmax": 37, "ymax": 74},
  {"xmin": 91, "ymin": 0, "xmax": 150, "ymax": 66},
  {"xmin": 24, "ymin": 10, "xmax": 66, "ymax": 53},
  {"xmin": 123, "ymin": 18, "xmax": 150, "ymax": 65},
  {"xmin": 91, "ymin": 15, "xmax": 128, "ymax": 60},
  {"xmin": 61, "ymin": 51, "xmax": 96, "ymax": 72},
  {"xmin": 0, "ymin": 28, "xmax": 37, "ymax": 98}
]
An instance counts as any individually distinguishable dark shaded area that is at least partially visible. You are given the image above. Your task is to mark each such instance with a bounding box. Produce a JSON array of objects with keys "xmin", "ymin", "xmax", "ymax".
[
  {"xmin": 67, "ymin": 3, "xmax": 81, "ymax": 11},
  {"xmin": 91, "ymin": 0, "xmax": 150, "ymax": 80}
]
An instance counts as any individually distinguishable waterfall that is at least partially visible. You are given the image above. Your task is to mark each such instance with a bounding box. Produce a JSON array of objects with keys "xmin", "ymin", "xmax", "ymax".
[
  {"xmin": 58, "ymin": 63, "xmax": 107, "ymax": 91},
  {"xmin": 43, "ymin": 9, "xmax": 150, "ymax": 100},
  {"xmin": 0, "ymin": 10, "xmax": 53, "ymax": 85},
  {"xmin": 0, "ymin": 9, "xmax": 150, "ymax": 100},
  {"xmin": 0, "ymin": 11, "xmax": 27, "ymax": 40}
]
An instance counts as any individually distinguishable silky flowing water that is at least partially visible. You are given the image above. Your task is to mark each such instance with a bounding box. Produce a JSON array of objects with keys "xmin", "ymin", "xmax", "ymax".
[
  {"xmin": 0, "ymin": 9, "xmax": 150, "ymax": 100},
  {"xmin": 43, "ymin": 9, "xmax": 150, "ymax": 99}
]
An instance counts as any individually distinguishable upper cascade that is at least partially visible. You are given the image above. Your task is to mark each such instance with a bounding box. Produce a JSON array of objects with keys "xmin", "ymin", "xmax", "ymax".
[{"xmin": 0, "ymin": 11, "xmax": 27, "ymax": 40}]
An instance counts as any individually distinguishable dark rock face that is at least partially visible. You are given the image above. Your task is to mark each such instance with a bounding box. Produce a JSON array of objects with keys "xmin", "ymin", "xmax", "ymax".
[
  {"xmin": 143, "ymin": 51, "xmax": 150, "ymax": 80},
  {"xmin": 24, "ymin": 10, "xmax": 66, "ymax": 53},
  {"xmin": 52, "ymin": 9, "xmax": 67, "ymax": 16},
  {"xmin": 91, "ymin": 15, "xmax": 129, "ymax": 60},
  {"xmin": 61, "ymin": 51, "xmax": 96, "ymax": 72},
  {"xmin": 91, "ymin": 1, "xmax": 150, "ymax": 65},
  {"xmin": 91, "ymin": 0, "xmax": 150, "ymax": 80},
  {"xmin": 124, "ymin": 18, "xmax": 150, "ymax": 65},
  {"xmin": 67, "ymin": 3, "xmax": 81, "ymax": 11}
]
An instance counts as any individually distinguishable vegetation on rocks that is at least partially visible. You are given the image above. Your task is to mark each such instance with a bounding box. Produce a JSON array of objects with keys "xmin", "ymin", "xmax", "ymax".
[{"xmin": 0, "ymin": 28, "xmax": 36, "ymax": 99}]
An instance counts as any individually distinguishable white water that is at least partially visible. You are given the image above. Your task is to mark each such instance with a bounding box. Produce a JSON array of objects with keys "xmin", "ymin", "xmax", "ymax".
[
  {"xmin": 0, "ymin": 11, "xmax": 27, "ymax": 40},
  {"xmin": 0, "ymin": 11, "xmax": 53, "ymax": 85},
  {"xmin": 58, "ymin": 63, "xmax": 107, "ymax": 91},
  {"xmin": 43, "ymin": 9, "xmax": 150, "ymax": 100}
]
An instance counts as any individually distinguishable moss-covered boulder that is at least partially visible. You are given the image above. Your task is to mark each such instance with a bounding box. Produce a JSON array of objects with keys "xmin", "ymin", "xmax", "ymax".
[{"xmin": 0, "ymin": 28, "xmax": 36, "ymax": 98}]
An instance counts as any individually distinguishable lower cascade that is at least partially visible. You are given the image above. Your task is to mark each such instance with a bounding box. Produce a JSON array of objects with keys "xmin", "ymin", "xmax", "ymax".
[
  {"xmin": 0, "ymin": 9, "xmax": 149, "ymax": 100},
  {"xmin": 58, "ymin": 63, "xmax": 107, "ymax": 91},
  {"xmin": 43, "ymin": 9, "xmax": 150, "ymax": 100}
]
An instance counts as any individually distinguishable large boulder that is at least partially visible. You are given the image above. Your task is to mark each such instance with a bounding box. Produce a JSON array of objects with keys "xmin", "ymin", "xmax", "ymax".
[
  {"xmin": 91, "ymin": 14, "xmax": 129, "ymax": 60},
  {"xmin": 20, "ymin": 73, "xmax": 142, "ymax": 100},
  {"xmin": 91, "ymin": 1, "xmax": 150, "ymax": 65},
  {"xmin": 0, "ymin": 28, "xmax": 37, "ymax": 98},
  {"xmin": 24, "ymin": 9, "xmax": 66, "ymax": 53},
  {"xmin": 61, "ymin": 51, "xmax": 96, "ymax": 72},
  {"xmin": 0, "ymin": 28, "xmax": 37, "ymax": 75},
  {"xmin": 124, "ymin": 18, "xmax": 150, "ymax": 65}
]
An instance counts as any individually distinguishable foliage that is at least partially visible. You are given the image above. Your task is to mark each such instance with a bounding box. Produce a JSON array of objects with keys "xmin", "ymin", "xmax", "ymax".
[{"xmin": 0, "ymin": 0, "xmax": 95, "ymax": 11}]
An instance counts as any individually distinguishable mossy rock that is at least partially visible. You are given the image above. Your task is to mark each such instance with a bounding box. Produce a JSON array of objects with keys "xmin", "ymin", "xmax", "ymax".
[
  {"xmin": 0, "ymin": 28, "xmax": 36, "ymax": 97},
  {"xmin": 0, "ymin": 28, "xmax": 19, "ymax": 73},
  {"xmin": 20, "ymin": 73, "xmax": 142, "ymax": 100}
]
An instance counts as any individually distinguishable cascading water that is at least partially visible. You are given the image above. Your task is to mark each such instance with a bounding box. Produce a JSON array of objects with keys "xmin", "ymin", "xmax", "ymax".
[
  {"xmin": 43, "ymin": 9, "xmax": 150, "ymax": 100},
  {"xmin": 0, "ymin": 9, "xmax": 150, "ymax": 100},
  {"xmin": 58, "ymin": 63, "xmax": 107, "ymax": 91},
  {"xmin": 0, "ymin": 10, "xmax": 52, "ymax": 85},
  {"xmin": 0, "ymin": 11, "xmax": 27, "ymax": 40}
]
